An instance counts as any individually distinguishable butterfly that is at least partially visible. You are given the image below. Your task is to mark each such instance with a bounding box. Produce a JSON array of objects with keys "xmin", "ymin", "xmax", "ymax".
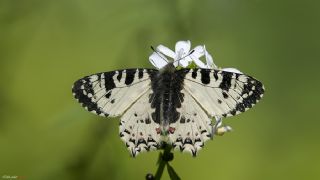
[{"xmin": 72, "ymin": 62, "xmax": 264, "ymax": 157}]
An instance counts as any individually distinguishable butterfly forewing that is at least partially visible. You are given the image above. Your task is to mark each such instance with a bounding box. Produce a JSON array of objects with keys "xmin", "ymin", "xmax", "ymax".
[
  {"xmin": 182, "ymin": 68, "xmax": 264, "ymax": 118},
  {"xmin": 72, "ymin": 69, "xmax": 157, "ymax": 117}
]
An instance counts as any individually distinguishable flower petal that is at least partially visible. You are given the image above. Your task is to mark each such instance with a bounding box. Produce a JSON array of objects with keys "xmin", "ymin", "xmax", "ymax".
[
  {"xmin": 174, "ymin": 58, "xmax": 190, "ymax": 67},
  {"xmin": 191, "ymin": 45, "xmax": 205, "ymax": 58},
  {"xmin": 214, "ymin": 116, "xmax": 222, "ymax": 128},
  {"xmin": 175, "ymin": 40, "xmax": 191, "ymax": 55},
  {"xmin": 192, "ymin": 57, "xmax": 207, "ymax": 68},
  {"xmin": 222, "ymin": 68, "xmax": 243, "ymax": 74},
  {"xmin": 156, "ymin": 45, "xmax": 175, "ymax": 59},
  {"xmin": 149, "ymin": 52, "xmax": 168, "ymax": 69},
  {"xmin": 183, "ymin": 56, "xmax": 193, "ymax": 64},
  {"xmin": 204, "ymin": 46, "xmax": 216, "ymax": 68},
  {"xmin": 216, "ymin": 125, "xmax": 232, "ymax": 136}
]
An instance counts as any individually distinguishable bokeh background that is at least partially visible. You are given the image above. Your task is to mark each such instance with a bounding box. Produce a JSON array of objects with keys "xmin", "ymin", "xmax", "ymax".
[{"xmin": 1, "ymin": 0, "xmax": 320, "ymax": 179}]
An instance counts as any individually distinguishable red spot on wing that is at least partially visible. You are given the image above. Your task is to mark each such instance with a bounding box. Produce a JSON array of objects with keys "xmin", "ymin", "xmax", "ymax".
[
  {"xmin": 169, "ymin": 127, "xmax": 176, "ymax": 134},
  {"xmin": 156, "ymin": 128, "xmax": 161, "ymax": 134}
]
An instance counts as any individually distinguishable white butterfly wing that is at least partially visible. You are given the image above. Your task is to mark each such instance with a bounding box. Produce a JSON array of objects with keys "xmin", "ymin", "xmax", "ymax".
[
  {"xmin": 72, "ymin": 69, "xmax": 157, "ymax": 117},
  {"xmin": 119, "ymin": 89, "xmax": 161, "ymax": 157},
  {"xmin": 167, "ymin": 68, "xmax": 264, "ymax": 156},
  {"xmin": 183, "ymin": 69, "xmax": 264, "ymax": 118},
  {"xmin": 168, "ymin": 89, "xmax": 213, "ymax": 156}
]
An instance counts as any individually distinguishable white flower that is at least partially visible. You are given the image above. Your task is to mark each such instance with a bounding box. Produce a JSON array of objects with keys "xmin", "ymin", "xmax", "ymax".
[
  {"xmin": 149, "ymin": 40, "xmax": 216, "ymax": 69},
  {"xmin": 213, "ymin": 117, "xmax": 232, "ymax": 136},
  {"xmin": 216, "ymin": 125, "xmax": 233, "ymax": 136},
  {"xmin": 191, "ymin": 45, "xmax": 217, "ymax": 69}
]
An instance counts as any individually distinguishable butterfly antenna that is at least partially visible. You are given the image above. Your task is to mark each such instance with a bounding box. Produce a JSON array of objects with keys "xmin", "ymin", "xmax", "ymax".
[
  {"xmin": 150, "ymin": 46, "xmax": 168, "ymax": 63},
  {"xmin": 173, "ymin": 49, "xmax": 195, "ymax": 66}
]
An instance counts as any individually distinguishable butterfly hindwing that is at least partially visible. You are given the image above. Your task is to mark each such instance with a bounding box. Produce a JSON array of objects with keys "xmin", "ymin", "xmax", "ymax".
[
  {"xmin": 72, "ymin": 69, "xmax": 157, "ymax": 117},
  {"xmin": 168, "ymin": 89, "xmax": 213, "ymax": 156},
  {"xmin": 182, "ymin": 68, "xmax": 264, "ymax": 118},
  {"xmin": 119, "ymin": 89, "xmax": 161, "ymax": 157}
]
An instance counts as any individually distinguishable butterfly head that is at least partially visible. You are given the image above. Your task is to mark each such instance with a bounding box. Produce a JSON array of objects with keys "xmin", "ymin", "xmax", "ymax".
[{"xmin": 160, "ymin": 62, "xmax": 176, "ymax": 73}]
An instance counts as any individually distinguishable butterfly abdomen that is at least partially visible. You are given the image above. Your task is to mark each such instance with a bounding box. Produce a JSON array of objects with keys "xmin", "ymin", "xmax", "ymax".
[{"xmin": 149, "ymin": 67, "xmax": 188, "ymax": 135}]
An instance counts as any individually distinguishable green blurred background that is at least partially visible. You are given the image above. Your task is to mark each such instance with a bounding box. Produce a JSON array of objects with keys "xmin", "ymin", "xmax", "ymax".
[{"xmin": 1, "ymin": 0, "xmax": 319, "ymax": 179}]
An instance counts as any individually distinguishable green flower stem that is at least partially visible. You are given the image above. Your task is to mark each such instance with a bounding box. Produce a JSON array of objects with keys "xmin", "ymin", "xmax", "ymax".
[
  {"xmin": 146, "ymin": 144, "xmax": 180, "ymax": 180},
  {"xmin": 154, "ymin": 153, "xmax": 166, "ymax": 180}
]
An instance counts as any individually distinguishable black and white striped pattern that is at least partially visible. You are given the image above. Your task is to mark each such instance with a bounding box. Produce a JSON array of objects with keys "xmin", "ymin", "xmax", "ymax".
[
  {"xmin": 72, "ymin": 69, "xmax": 156, "ymax": 117},
  {"xmin": 72, "ymin": 64, "xmax": 264, "ymax": 157},
  {"xmin": 183, "ymin": 68, "xmax": 264, "ymax": 118},
  {"xmin": 166, "ymin": 68, "xmax": 264, "ymax": 156}
]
